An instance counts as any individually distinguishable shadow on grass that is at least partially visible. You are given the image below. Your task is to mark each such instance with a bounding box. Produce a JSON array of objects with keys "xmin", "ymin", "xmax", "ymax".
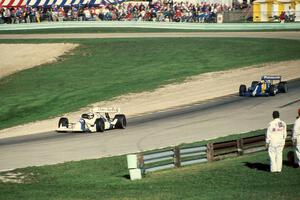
[
  {"xmin": 122, "ymin": 174, "xmax": 131, "ymax": 180},
  {"xmin": 283, "ymin": 160, "xmax": 300, "ymax": 168},
  {"xmin": 284, "ymin": 150, "xmax": 299, "ymax": 168},
  {"xmin": 244, "ymin": 162, "xmax": 269, "ymax": 172}
]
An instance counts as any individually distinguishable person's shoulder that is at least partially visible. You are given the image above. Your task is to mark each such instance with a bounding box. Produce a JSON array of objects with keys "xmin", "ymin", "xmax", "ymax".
[
  {"xmin": 270, "ymin": 118, "xmax": 278, "ymax": 123},
  {"xmin": 268, "ymin": 120, "xmax": 274, "ymax": 126},
  {"xmin": 280, "ymin": 119, "xmax": 287, "ymax": 126},
  {"xmin": 278, "ymin": 118, "xmax": 286, "ymax": 123}
]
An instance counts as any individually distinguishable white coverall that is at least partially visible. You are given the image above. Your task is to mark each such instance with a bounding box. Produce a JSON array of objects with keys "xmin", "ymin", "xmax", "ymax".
[
  {"xmin": 293, "ymin": 117, "xmax": 300, "ymax": 166},
  {"xmin": 266, "ymin": 118, "xmax": 287, "ymax": 172}
]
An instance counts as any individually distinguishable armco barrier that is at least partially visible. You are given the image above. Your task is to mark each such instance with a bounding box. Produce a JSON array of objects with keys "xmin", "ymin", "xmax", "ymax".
[
  {"xmin": 142, "ymin": 145, "xmax": 207, "ymax": 173},
  {"xmin": 128, "ymin": 130, "xmax": 292, "ymax": 180},
  {"xmin": 143, "ymin": 150, "xmax": 175, "ymax": 173},
  {"xmin": 180, "ymin": 146, "xmax": 207, "ymax": 167}
]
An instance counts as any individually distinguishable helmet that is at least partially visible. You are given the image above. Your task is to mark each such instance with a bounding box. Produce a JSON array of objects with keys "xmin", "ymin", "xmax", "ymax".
[{"xmin": 87, "ymin": 113, "xmax": 94, "ymax": 119}]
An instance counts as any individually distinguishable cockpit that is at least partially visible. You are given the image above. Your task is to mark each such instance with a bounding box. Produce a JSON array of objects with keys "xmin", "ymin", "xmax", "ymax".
[{"xmin": 81, "ymin": 113, "xmax": 94, "ymax": 120}]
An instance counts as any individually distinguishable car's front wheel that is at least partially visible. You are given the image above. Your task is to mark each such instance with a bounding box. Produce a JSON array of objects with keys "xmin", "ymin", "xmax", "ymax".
[
  {"xmin": 239, "ymin": 84, "xmax": 246, "ymax": 96},
  {"xmin": 96, "ymin": 118, "xmax": 105, "ymax": 132}
]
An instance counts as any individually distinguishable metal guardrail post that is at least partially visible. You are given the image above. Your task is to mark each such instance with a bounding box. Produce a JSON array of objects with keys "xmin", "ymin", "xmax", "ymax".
[
  {"xmin": 137, "ymin": 153, "xmax": 144, "ymax": 170},
  {"xmin": 237, "ymin": 138, "xmax": 244, "ymax": 156},
  {"xmin": 174, "ymin": 146, "xmax": 181, "ymax": 168},
  {"xmin": 206, "ymin": 143, "xmax": 214, "ymax": 162}
]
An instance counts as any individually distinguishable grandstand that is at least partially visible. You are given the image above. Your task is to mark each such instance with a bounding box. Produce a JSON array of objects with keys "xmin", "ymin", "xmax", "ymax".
[{"xmin": 0, "ymin": 0, "xmax": 125, "ymax": 7}]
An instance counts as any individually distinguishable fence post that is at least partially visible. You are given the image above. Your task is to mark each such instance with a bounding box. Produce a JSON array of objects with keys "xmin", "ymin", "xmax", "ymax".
[
  {"xmin": 137, "ymin": 153, "xmax": 144, "ymax": 169},
  {"xmin": 174, "ymin": 146, "xmax": 181, "ymax": 168},
  {"xmin": 237, "ymin": 138, "xmax": 244, "ymax": 156},
  {"xmin": 206, "ymin": 143, "xmax": 214, "ymax": 162},
  {"xmin": 285, "ymin": 129, "xmax": 293, "ymax": 147}
]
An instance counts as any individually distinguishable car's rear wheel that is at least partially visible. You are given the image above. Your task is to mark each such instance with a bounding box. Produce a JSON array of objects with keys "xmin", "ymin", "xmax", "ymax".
[
  {"xmin": 278, "ymin": 81, "xmax": 288, "ymax": 93},
  {"xmin": 114, "ymin": 114, "xmax": 127, "ymax": 129},
  {"xmin": 96, "ymin": 118, "xmax": 105, "ymax": 132},
  {"xmin": 239, "ymin": 84, "xmax": 246, "ymax": 96},
  {"xmin": 58, "ymin": 117, "xmax": 69, "ymax": 128},
  {"xmin": 269, "ymin": 85, "xmax": 276, "ymax": 96}
]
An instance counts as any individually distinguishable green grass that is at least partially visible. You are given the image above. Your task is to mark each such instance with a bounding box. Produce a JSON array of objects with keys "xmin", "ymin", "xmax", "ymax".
[
  {"xmin": 0, "ymin": 130, "xmax": 299, "ymax": 200},
  {"xmin": 1, "ymin": 37, "xmax": 300, "ymax": 130}
]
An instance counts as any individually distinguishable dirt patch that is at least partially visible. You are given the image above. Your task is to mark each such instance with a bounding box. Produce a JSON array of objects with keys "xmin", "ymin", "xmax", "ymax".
[
  {"xmin": 0, "ymin": 43, "xmax": 78, "ymax": 79},
  {"xmin": 0, "ymin": 60, "xmax": 300, "ymax": 139}
]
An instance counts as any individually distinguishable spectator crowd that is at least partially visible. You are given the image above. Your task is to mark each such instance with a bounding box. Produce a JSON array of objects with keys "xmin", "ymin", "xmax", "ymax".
[{"xmin": 0, "ymin": 0, "xmax": 249, "ymax": 24}]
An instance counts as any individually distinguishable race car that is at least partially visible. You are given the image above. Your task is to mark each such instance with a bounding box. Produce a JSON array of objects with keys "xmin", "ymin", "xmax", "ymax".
[
  {"xmin": 239, "ymin": 75, "xmax": 288, "ymax": 97},
  {"xmin": 56, "ymin": 107, "xmax": 126, "ymax": 133}
]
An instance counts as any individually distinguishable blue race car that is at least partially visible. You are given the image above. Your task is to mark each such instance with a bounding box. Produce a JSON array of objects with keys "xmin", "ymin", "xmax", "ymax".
[{"xmin": 239, "ymin": 75, "xmax": 288, "ymax": 97}]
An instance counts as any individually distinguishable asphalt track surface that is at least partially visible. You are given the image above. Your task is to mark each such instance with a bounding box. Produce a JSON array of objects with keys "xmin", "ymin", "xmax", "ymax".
[{"xmin": 0, "ymin": 78, "xmax": 300, "ymax": 171}]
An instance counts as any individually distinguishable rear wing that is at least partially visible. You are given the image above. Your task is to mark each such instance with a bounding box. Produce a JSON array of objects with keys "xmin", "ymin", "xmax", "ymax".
[
  {"xmin": 90, "ymin": 107, "xmax": 121, "ymax": 113},
  {"xmin": 261, "ymin": 75, "xmax": 281, "ymax": 81}
]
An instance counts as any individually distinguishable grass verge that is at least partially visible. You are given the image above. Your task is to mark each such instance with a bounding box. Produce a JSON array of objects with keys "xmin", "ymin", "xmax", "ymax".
[
  {"xmin": 0, "ymin": 129, "xmax": 299, "ymax": 200},
  {"xmin": 1, "ymin": 37, "xmax": 300, "ymax": 130}
]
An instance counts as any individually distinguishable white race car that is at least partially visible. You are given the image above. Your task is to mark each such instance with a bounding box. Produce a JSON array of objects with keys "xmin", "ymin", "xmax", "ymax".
[{"xmin": 56, "ymin": 107, "xmax": 126, "ymax": 133}]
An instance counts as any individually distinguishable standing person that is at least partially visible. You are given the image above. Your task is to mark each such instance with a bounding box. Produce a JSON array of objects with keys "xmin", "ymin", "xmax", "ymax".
[
  {"xmin": 287, "ymin": 6, "xmax": 295, "ymax": 22},
  {"xmin": 266, "ymin": 111, "xmax": 287, "ymax": 172},
  {"xmin": 292, "ymin": 109, "xmax": 300, "ymax": 168}
]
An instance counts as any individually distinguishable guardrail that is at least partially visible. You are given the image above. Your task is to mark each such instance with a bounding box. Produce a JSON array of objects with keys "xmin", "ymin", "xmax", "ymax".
[
  {"xmin": 127, "ymin": 130, "xmax": 292, "ymax": 180},
  {"xmin": 141, "ymin": 146, "xmax": 208, "ymax": 173}
]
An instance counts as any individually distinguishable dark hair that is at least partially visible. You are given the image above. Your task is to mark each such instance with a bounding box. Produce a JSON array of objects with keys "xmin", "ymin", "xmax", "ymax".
[{"xmin": 273, "ymin": 111, "xmax": 280, "ymax": 119}]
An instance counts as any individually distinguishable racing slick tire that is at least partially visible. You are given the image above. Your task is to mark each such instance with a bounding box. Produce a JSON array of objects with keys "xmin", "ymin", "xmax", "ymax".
[
  {"xmin": 239, "ymin": 84, "xmax": 246, "ymax": 96},
  {"xmin": 114, "ymin": 114, "xmax": 127, "ymax": 129},
  {"xmin": 278, "ymin": 81, "xmax": 288, "ymax": 93},
  {"xmin": 96, "ymin": 118, "xmax": 105, "ymax": 132},
  {"xmin": 58, "ymin": 117, "xmax": 69, "ymax": 128},
  {"xmin": 269, "ymin": 85, "xmax": 276, "ymax": 96}
]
